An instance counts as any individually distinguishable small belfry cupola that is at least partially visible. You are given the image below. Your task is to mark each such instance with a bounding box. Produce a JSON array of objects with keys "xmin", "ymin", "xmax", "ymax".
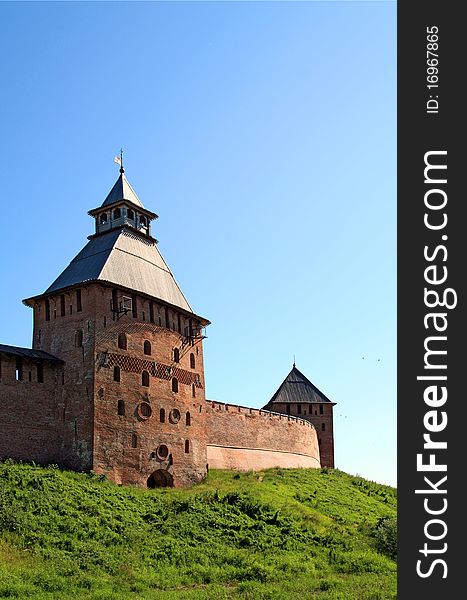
[{"xmin": 88, "ymin": 154, "xmax": 158, "ymax": 239}]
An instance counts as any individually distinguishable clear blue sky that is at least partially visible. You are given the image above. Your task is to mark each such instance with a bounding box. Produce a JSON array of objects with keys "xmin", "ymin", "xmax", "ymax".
[{"xmin": 0, "ymin": 1, "xmax": 396, "ymax": 486}]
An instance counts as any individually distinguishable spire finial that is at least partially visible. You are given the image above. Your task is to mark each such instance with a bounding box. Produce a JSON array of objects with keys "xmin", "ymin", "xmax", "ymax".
[
  {"xmin": 293, "ymin": 355, "xmax": 296, "ymax": 368},
  {"xmin": 113, "ymin": 149, "xmax": 124, "ymax": 174},
  {"xmin": 119, "ymin": 148, "xmax": 124, "ymax": 174}
]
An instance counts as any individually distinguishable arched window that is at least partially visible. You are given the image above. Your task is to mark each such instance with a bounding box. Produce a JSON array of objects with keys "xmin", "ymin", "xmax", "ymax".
[
  {"xmin": 160, "ymin": 408, "xmax": 165, "ymax": 423},
  {"xmin": 139, "ymin": 215, "xmax": 147, "ymax": 226},
  {"xmin": 172, "ymin": 377, "xmax": 178, "ymax": 393},
  {"xmin": 131, "ymin": 433, "xmax": 137, "ymax": 448},
  {"xmin": 75, "ymin": 330, "xmax": 83, "ymax": 348},
  {"xmin": 113, "ymin": 366, "xmax": 121, "ymax": 382},
  {"xmin": 118, "ymin": 333, "xmax": 127, "ymax": 350},
  {"xmin": 127, "ymin": 208, "xmax": 134, "ymax": 220},
  {"xmin": 118, "ymin": 400, "xmax": 125, "ymax": 416},
  {"xmin": 173, "ymin": 348, "xmax": 180, "ymax": 363},
  {"xmin": 113, "ymin": 208, "xmax": 121, "ymax": 219},
  {"xmin": 186, "ymin": 412, "xmax": 191, "ymax": 426},
  {"xmin": 142, "ymin": 371, "xmax": 150, "ymax": 387},
  {"xmin": 184, "ymin": 440, "xmax": 190, "ymax": 454},
  {"xmin": 144, "ymin": 340, "xmax": 151, "ymax": 355},
  {"xmin": 191, "ymin": 383, "xmax": 196, "ymax": 398},
  {"xmin": 190, "ymin": 353, "xmax": 195, "ymax": 369},
  {"xmin": 321, "ymin": 423, "xmax": 326, "ymax": 431},
  {"xmin": 100, "ymin": 213, "xmax": 108, "ymax": 224}
]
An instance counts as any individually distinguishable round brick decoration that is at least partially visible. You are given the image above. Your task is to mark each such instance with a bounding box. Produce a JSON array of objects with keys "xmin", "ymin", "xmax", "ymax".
[
  {"xmin": 156, "ymin": 444, "xmax": 169, "ymax": 460},
  {"xmin": 137, "ymin": 401, "xmax": 152, "ymax": 420},
  {"xmin": 169, "ymin": 409, "xmax": 181, "ymax": 424}
]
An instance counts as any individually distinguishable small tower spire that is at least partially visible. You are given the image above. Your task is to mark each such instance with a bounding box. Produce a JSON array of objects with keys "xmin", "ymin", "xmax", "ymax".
[{"xmin": 293, "ymin": 355, "xmax": 296, "ymax": 368}]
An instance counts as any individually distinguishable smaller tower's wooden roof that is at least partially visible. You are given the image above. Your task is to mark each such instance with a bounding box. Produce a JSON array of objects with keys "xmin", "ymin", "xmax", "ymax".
[
  {"xmin": 265, "ymin": 365, "xmax": 335, "ymax": 406},
  {"xmin": 101, "ymin": 172, "xmax": 144, "ymax": 208}
]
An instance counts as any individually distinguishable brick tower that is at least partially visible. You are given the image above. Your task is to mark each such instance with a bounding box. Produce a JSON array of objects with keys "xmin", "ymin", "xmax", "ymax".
[
  {"xmin": 22, "ymin": 164, "xmax": 210, "ymax": 487},
  {"xmin": 262, "ymin": 364, "xmax": 336, "ymax": 468}
]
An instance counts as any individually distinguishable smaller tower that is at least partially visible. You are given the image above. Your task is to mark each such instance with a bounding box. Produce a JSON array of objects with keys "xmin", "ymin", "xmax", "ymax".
[
  {"xmin": 87, "ymin": 165, "xmax": 157, "ymax": 239},
  {"xmin": 262, "ymin": 364, "xmax": 336, "ymax": 468}
]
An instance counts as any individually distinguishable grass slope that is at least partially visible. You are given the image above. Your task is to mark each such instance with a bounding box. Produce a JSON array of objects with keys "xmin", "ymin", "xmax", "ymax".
[{"xmin": 0, "ymin": 461, "xmax": 396, "ymax": 599}]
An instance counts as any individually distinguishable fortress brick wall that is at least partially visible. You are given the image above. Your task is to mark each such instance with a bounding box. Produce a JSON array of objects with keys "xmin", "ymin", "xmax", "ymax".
[
  {"xmin": 31, "ymin": 284, "xmax": 96, "ymax": 470},
  {"xmin": 0, "ymin": 354, "xmax": 64, "ymax": 465},
  {"xmin": 205, "ymin": 400, "xmax": 321, "ymax": 471}
]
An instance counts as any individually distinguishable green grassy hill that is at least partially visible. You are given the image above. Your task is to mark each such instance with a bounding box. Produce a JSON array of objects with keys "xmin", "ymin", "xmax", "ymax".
[{"xmin": 0, "ymin": 461, "xmax": 396, "ymax": 599}]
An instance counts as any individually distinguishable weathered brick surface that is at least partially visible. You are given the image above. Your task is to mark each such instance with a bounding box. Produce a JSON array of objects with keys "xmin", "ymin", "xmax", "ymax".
[
  {"xmin": 207, "ymin": 447, "xmax": 320, "ymax": 470},
  {"xmin": 0, "ymin": 355, "xmax": 64, "ymax": 464},
  {"xmin": 31, "ymin": 284, "xmax": 97, "ymax": 470},
  {"xmin": 205, "ymin": 401, "xmax": 321, "ymax": 470},
  {"xmin": 91, "ymin": 285, "xmax": 207, "ymax": 487}
]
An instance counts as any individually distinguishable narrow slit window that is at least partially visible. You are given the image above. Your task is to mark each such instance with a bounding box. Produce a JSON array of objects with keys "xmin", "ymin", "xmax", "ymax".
[
  {"xmin": 149, "ymin": 302, "xmax": 154, "ymax": 324},
  {"xmin": 184, "ymin": 440, "xmax": 190, "ymax": 453},
  {"xmin": 144, "ymin": 340, "xmax": 151, "ymax": 355},
  {"xmin": 45, "ymin": 299, "xmax": 50, "ymax": 321},
  {"xmin": 75, "ymin": 330, "xmax": 83, "ymax": 347},
  {"xmin": 190, "ymin": 353, "xmax": 195, "ymax": 369},
  {"xmin": 192, "ymin": 383, "xmax": 196, "ymax": 397},
  {"xmin": 37, "ymin": 361, "xmax": 44, "ymax": 383},
  {"xmin": 76, "ymin": 289, "xmax": 82, "ymax": 312},
  {"xmin": 173, "ymin": 348, "xmax": 180, "ymax": 363},
  {"xmin": 319, "ymin": 404, "xmax": 324, "ymax": 415},
  {"xmin": 186, "ymin": 412, "xmax": 191, "ymax": 426},
  {"xmin": 131, "ymin": 433, "xmax": 137, "ymax": 448},
  {"xmin": 172, "ymin": 377, "xmax": 178, "ymax": 393},
  {"xmin": 118, "ymin": 333, "xmax": 127, "ymax": 350},
  {"xmin": 132, "ymin": 294, "xmax": 137, "ymax": 318},
  {"xmin": 15, "ymin": 357, "xmax": 23, "ymax": 381},
  {"xmin": 112, "ymin": 289, "xmax": 118, "ymax": 314},
  {"xmin": 113, "ymin": 366, "xmax": 121, "ymax": 382},
  {"xmin": 118, "ymin": 400, "xmax": 125, "ymax": 416},
  {"xmin": 160, "ymin": 408, "xmax": 165, "ymax": 423},
  {"xmin": 297, "ymin": 404, "xmax": 301, "ymax": 414},
  {"xmin": 286, "ymin": 404, "xmax": 291, "ymax": 415},
  {"xmin": 60, "ymin": 294, "xmax": 66, "ymax": 316},
  {"xmin": 142, "ymin": 370, "xmax": 150, "ymax": 387}
]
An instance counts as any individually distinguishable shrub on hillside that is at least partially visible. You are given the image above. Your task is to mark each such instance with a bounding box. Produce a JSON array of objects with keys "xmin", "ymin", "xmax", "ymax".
[{"xmin": 374, "ymin": 516, "xmax": 397, "ymax": 559}]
